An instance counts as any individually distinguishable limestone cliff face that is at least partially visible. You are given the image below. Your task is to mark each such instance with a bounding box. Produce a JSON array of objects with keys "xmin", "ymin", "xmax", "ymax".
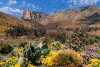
[{"xmin": 21, "ymin": 10, "xmax": 48, "ymax": 22}]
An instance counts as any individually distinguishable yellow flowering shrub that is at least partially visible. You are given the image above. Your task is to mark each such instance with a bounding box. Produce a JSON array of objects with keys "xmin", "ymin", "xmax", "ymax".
[
  {"xmin": 15, "ymin": 63, "xmax": 20, "ymax": 67},
  {"xmin": 42, "ymin": 51, "xmax": 57, "ymax": 66},
  {"xmin": 6, "ymin": 56, "xmax": 18, "ymax": 63},
  {"xmin": 28, "ymin": 63, "xmax": 36, "ymax": 67},
  {"xmin": 60, "ymin": 44, "xmax": 64, "ymax": 48},
  {"xmin": 10, "ymin": 63, "xmax": 20, "ymax": 67},
  {"xmin": 0, "ymin": 61, "xmax": 5, "ymax": 65},
  {"xmin": 0, "ymin": 56, "xmax": 19, "ymax": 67},
  {"xmin": 88, "ymin": 58, "xmax": 100, "ymax": 67}
]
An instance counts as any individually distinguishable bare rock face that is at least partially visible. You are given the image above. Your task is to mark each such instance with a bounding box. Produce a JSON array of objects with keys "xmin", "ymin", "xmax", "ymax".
[{"xmin": 21, "ymin": 10, "xmax": 48, "ymax": 22}]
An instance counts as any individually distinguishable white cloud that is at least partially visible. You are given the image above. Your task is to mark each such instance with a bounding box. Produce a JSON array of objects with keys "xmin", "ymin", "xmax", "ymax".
[
  {"xmin": 0, "ymin": 6, "xmax": 23, "ymax": 14},
  {"xmin": 21, "ymin": 1, "xmax": 36, "ymax": 9},
  {"xmin": 21, "ymin": 1, "xmax": 41, "ymax": 10},
  {"xmin": 28, "ymin": 3, "xmax": 36, "ymax": 9},
  {"xmin": 67, "ymin": 0, "xmax": 100, "ymax": 7},
  {"xmin": 9, "ymin": 0, "xmax": 17, "ymax": 5},
  {"xmin": 79, "ymin": 0, "xmax": 99, "ymax": 5}
]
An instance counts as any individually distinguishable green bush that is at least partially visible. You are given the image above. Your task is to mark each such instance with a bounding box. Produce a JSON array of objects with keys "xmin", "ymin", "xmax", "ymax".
[
  {"xmin": 0, "ymin": 44, "xmax": 13, "ymax": 54},
  {"xmin": 56, "ymin": 32, "xmax": 66, "ymax": 43}
]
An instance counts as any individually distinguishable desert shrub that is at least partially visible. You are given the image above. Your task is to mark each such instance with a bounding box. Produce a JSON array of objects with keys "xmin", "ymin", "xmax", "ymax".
[
  {"xmin": 19, "ymin": 41, "xmax": 27, "ymax": 48},
  {"xmin": 41, "ymin": 37, "xmax": 52, "ymax": 44},
  {"xmin": 0, "ymin": 44, "xmax": 13, "ymax": 54},
  {"xmin": 56, "ymin": 32, "xmax": 66, "ymax": 43},
  {"xmin": 34, "ymin": 27, "xmax": 47, "ymax": 37},
  {"xmin": 47, "ymin": 29, "xmax": 67, "ymax": 43},
  {"xmin": 67, "ymin": 29, "xmax": 100, "ymax": 51},
  {"xmin": 51, "ymin": 41, "xmax": 62, "ymax": 50},
  {"xmin": 52, "ymin": 49, "xmax": 83, "ymax": 66},
  {"xmin": 5, "ymin": 24, "xmax": 47, "ymax": 38},
  {"xmin": 5, "ymin": 24, "xmax": 28, "ymax": 38}
]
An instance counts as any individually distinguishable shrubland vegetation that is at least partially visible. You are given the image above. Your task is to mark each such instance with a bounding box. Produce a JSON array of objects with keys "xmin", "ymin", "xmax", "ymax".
[{"xmin": 0, "ymin": 26, "xmax": 100, "ymax": 67}]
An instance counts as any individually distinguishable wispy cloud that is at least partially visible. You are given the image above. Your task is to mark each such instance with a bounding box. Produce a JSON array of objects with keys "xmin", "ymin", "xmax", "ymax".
[
  {"xmin": 28, "ymin": 3, "xmax": 36, "ymax": 9},
  {"xmin": 9, "ymin": 0, "xmax": 17, "ymax": 5},
  {"xmin": 21, "ymin": 1, "xmax": 41, "ymax": 10},
  {"xmin": 67, "ymin": 0, "xmax": 100, "ymax": 7},
  {"xmin": 0, "ymin": 6, "xmax": 23, "ymax": 14}
]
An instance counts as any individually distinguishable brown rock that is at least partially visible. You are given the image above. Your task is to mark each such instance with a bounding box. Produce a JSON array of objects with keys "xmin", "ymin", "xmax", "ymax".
[{"xmin": 21, "ymin": 10, "xmax": 48, "ymax": 22}]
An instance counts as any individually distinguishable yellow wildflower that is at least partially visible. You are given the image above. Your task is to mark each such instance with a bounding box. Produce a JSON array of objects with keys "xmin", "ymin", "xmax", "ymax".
[
  {"xmin": 90, "ymin": 58, "xmax": 100, "ymax": 63},
  {"xmin": 88, "ymin": 58, "xmax": 100, "ymax": 67},
  {"xmin": 15, "ymin": 63, "xmax": 20, "ymax": 67},
  {"xmin": 17, "ymin": 47, "xmax": 22, "ymax": 52},
  {"xmin": 10, "ymin": 66, "xmax": 14, "ymax": 67},
  {"xmin": 28, "ymin": 63, "xmax": 36, "ymax": 67},
  {"xmin": 42, "ymin": 51, "xmax": 56, "ymax": 66},
  {"xmin": 49, "ymin": 51, "xmax": 57, "ymax": 56},
  {"xmin": 60, "ymin": 44, "xmax": 64, "ymax": 47},
  {"xmin": 0, "ymin": 61, "xmax": 5, "ymax": 65}
]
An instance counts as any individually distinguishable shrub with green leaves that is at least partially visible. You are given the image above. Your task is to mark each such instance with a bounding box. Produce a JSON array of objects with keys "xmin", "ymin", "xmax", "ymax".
[{"xmin": 0, "ymin": 44, "xmax": 13, "ymax": 54}]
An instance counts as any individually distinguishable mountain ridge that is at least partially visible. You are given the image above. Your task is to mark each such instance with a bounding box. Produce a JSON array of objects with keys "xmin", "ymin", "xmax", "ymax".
[{"xmin": 39, "ymin": 5, "xmax": 100, "ymax": 28}]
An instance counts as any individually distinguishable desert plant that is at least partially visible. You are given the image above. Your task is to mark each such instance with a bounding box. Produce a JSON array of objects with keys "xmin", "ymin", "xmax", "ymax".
[
  {"xmin": 18, "ymin": 56, "xmax": 27, "ymax": 67},
  {"xmin": 46, "ymin": 28, "xmax": 67, "ymax": 43},
  {"xmin": 41, "ymin": 37, "xmax": 52, "ymax": 44},
  {"xmin": 88, "ymin": 58, "xmax": 100, "ymax": 67},
  {"xmin": 42, "ymin": 51, "xmax": 57, "ymax": 66},
  {"xmin": 56, "ymin": 32, "xmax": 67, "ymax": 43},
  {"xmin": 5, "ymin": 24, "xmax": 29, "ymax": 38},
  {"xmin": 0, "ymin": 44, "xmax": 13, "ymax": 54},
  {"xmin": 52, "ymin": 49, "xmax": 83, "ymax": 66},
  {"xmin": 23, "ymin": 41, "xmax": 50, "ymax": 64},
  {"xmin": 51, "ymin": 41, "xmax": 61, "ymax": 50},
  {"xmin": 67, "ymin": 29, "xmax": 99, "ymax": 51}
]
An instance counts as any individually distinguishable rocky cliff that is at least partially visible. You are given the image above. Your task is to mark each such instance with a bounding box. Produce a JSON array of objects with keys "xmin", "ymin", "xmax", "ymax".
[{"xmin": 21, "ymin": 10, "xmax": 48, "ymax": 22}]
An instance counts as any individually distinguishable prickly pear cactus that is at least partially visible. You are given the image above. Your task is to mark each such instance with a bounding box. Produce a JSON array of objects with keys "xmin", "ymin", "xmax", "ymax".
[
  {"xmin": 33, "ymin": 50, "xmax": 41, "ymax": 63},
  {"xmin": 41, "ymin": 43, "xmax": 48, "ymax": 49},
  {"xmin": 18, "ymin": 57, "xmax": 25, "ymax": 65},
  {"xmin": 29, "ymin": 41, "xmax": 37, "ymax": 48},
  {"xmin": 23, "ymin": 41, "xmax": 50, "ymax": 64},
  {"xmin": 41, "ymin": 49, "xmax": 50, "ymax": 56}
]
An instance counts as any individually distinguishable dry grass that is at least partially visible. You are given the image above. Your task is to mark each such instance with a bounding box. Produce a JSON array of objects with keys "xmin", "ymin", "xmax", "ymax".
[
  {"xmin": 88, "ymin": 30, "xmax": 100, "ymax": 36},
  {"xmin": 0, "ymin": 12, "xmax": 33, "ymax": 34}
]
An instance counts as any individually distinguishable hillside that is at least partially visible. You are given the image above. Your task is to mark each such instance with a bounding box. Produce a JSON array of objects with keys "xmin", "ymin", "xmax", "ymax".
[
  {"xmin": 40, "ymin": 5, "xmax": 100, "ymax": 28},
  {"xmin": 0, "ymin": 12, "xmax": 33, "ymax": 34}
]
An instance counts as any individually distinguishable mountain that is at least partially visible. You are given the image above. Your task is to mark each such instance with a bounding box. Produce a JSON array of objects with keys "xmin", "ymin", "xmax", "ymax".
[
  {"xmin": 39, "ymin": 5, "xmax": 100, "ymax": 28},
  {"xmin": 0, "ymin": 11, "xmax": 40, "ymax": 35},
  {"xmin": 21, "ymin": 10, "xmax": 48, "ymax": 23}
]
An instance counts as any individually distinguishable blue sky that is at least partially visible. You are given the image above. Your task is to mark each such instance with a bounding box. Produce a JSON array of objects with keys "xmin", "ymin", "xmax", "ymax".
[{"xmin": 0, "ymin": 0, "xmax": 100, "ymax": 17}]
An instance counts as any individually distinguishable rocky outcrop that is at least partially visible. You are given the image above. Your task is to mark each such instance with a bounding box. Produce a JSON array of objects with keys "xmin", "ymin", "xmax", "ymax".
[{"xmin": 21, "ymin": 10, "xmax": 48, "ymax": 22}]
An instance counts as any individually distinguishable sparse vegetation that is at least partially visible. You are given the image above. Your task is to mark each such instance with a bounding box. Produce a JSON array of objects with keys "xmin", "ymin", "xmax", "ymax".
[{"xmin": 67, "ymin": 29, "xmax": 100, "ymax": 51}]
